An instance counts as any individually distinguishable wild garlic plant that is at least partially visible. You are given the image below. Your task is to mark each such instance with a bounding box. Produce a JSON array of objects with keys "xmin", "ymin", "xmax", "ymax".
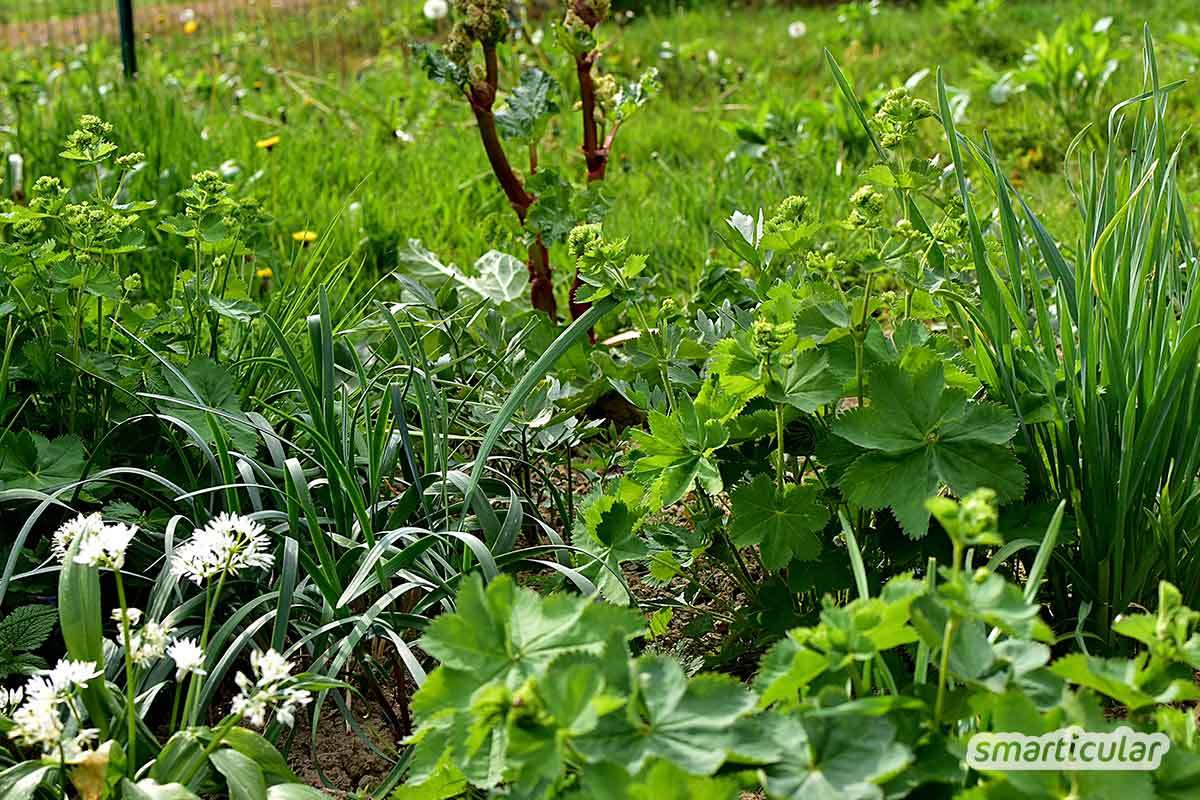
[{"xmin": 0, "ymin": 509, "xmax": 334, "ymax": 799}]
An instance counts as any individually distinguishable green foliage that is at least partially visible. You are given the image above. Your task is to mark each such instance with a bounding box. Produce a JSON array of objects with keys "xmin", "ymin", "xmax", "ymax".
[
  {"xmin": 402, "ymin": 502, "xmax": 1200, "ymax": 798},
  {"xmin": 0, "ymin": 605, "xmax": 57, "ymax": 678},
  {"xmin": 834, "ymin": 361, "xmax": 1024, "ymax": 538}
]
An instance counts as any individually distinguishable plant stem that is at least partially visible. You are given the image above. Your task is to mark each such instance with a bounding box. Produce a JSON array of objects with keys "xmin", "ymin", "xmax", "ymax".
[
  {"xmin": 113, "ymin": 572, "xmax": 138, "ymax": 769},
  {"xmin": 775, "ymin": 405, "xmax": 786, "ymax": 492}
]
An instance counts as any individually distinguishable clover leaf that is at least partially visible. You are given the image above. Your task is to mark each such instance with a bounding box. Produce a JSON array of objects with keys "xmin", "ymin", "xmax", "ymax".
[{"xmin": 834, "ymin": 361, "xmax": 1024, "ymax": 538}]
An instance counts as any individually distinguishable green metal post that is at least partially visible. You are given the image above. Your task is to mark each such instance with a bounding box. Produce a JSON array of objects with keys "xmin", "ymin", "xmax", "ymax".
[{"xmin": 117, "ymin": 0, "xmax": 137, "ymax": 79}]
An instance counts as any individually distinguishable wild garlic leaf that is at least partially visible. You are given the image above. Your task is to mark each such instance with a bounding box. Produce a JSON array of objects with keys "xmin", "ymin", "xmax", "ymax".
[
  {"xmin": 729, "ymin": 475, "xmax": 827, "ymax": 570},
  {"xmin": 834, "ymin": 361, "xmax": 1024, "ymax": 538},
  {"xmin": 495, "ymin": 68, "xmax": 561, "ymax": 144}
]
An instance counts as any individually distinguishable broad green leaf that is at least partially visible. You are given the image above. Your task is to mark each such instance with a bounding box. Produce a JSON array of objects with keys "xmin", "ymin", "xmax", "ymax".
[
  {"xmin": 834, "ymin": 362, "xmax": 1024, "ymax": 537},
  {"xmin": 575, "ymin": 656, "xmax": 756, "ymax": 775},
  {"xmin": 470, "ymin": 251, "xmax": 528, "ymax": 304},
  {"xmin": 0, "ymin": 764, "xmax": 52, "ymax": 800},
  {"xmin": 210, "ymin": 748, "xmax": 267, "ymax": 800},
  {"xmin": 416, "ymin": 574, "xmax": 644, "ymax": 707},
  {"xmin": 495, "ymin": 68, "xmax": 561, "ymax": 143},
  {"xmin": 628, "ymin": 394, "xmax": 728, "ymax": 508},
  {"xmin": 760, "ymin": 712, "xmax": 911, "ymax": 800},
  {"xmin": 120, "ymin": 778, "xmax": 202, "ymax": 800},
  {"xmin": 765, "ymin": 350, "xmax": 841, "ymax": 412},
  {"xmin": 0, "ymin": 430, "xmax": 86, "ymax": 491},
  {"xmin": 729, "ymin": 475, "xmax": 827, "ymax": 569}
]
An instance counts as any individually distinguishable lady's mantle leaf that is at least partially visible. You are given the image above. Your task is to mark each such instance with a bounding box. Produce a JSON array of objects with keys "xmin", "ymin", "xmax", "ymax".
[
  {"xmin": 575, "ymin": 655, "xmax": 757, "ymax": 775},
  {"xmin": 729, "ymin": 475, "xmax": 827, "ymax": 570},
  {"xmin": 834, "ymin": 362, "xmax": 1024, "ymax": 538},
  {"xmin": 628, "ymin": 394, "xmax": 728, "ymax": 507},
  {"xmin": 760, "ymin": 713, "xmax": 912, "ymax": 800},
  {"xmin": 417, "ymin": 574, "xmax": 644, "ymax": 693}
]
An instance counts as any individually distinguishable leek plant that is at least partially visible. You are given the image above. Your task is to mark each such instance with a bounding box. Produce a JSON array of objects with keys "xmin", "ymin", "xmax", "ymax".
[{"xmin": 933, "ymin": 30, "xmax": 1200, "ymax": 644}]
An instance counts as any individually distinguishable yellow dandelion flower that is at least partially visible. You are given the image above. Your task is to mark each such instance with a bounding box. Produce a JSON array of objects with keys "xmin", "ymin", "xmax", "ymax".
[
  {"xmin": 183, "ymin": 19, "xmax": 198, "ymax": 34},
  {"xmin": 256, "ymin": 135, "xmax": 281, "ymax": 151},
  {"xmin": 292, "ymin": 230, "xmax": 317, "ymax": 244},
  {"xmin": 255, "ymin": 267, "xmax": 274, "ymax": 279}
]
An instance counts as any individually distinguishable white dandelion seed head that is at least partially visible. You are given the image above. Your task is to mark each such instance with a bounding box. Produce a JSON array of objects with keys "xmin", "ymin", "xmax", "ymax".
[
  {"xmin": 788, "ymin": 21, "xmax": 807, "ymax": 39},
  {"xmin": 423, "ymin": 0, "xmax": 448, "ymax": 21}
]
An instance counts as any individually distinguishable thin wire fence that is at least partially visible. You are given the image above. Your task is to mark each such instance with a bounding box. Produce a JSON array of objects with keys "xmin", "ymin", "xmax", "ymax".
[{"xmin": 0, "ymin": 0, "xmax": 392, "ymax": 75}]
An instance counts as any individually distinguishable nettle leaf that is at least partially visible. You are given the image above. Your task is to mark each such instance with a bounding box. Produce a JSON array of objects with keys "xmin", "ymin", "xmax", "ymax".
[
  {"xmin": 0, "ymin": 430, "xmax": 86, "ymax": 492},
  {"xmin": 628, "ymin": 394, "xmax": 728, "ymax": 508},
  {"xmin": 0, "ymin": 605, "xmax": 58, "ymax": 654},
  {"xmin": 834, "ymin": 361, "xmax": 1024, "ymax": 538},
  {"xmin": 760, "ymin": 712, "xmax": 912, "ymax": 800},
  {"xmin": 575, "ymin": 655, "xmax": 757, "ymax": 775},
  {"xmin": 496, "ymin": 68, "xmax": 561, "ymax": 143},
  {"xmin": 729, "ymin": 475, "xmax": 828, "ymax": 570}
]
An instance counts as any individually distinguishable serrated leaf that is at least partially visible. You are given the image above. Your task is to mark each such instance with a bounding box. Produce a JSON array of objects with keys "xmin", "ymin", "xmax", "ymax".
[
  {"xmin": 834, "ymin": 362, "xmax": 1024, "ymax": 538},
  {"xmin": 575, "ymin": 656, "xmax": 757, "ymax": 774},
  {"xmin": 729, "ymin": 475, "xmax": 827, "ymax": 570},
  {"xmin": 496, "ymin": 68, "xmax": 561, "ymax": 143},
  {"xmin": 628, "ymin": 394, "xmax": 728, "ymax": 508}
]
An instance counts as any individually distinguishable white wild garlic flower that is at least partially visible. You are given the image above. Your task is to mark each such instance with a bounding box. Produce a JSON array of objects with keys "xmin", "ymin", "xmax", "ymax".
[
  {"xmin": 230, "ymin": 649, "xmax": 311, "ymax": 728},
  {"xmin": 168, "ymin": 638, "xmax": 207, "ymax": 680},
  {"xmin": 171, "ymin": 512, "xmax": 274, "ymax": 585},
  {"xmin": 7, "ymin": 659, "xmax": 101, "ymax": 755},
  {"xmin": 52, "ymin": 513, "xmax": 105, "ymax": 562},
  {"xmin": 129, "ymin": 620, "xmax": 174, "ymax": 667}
]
